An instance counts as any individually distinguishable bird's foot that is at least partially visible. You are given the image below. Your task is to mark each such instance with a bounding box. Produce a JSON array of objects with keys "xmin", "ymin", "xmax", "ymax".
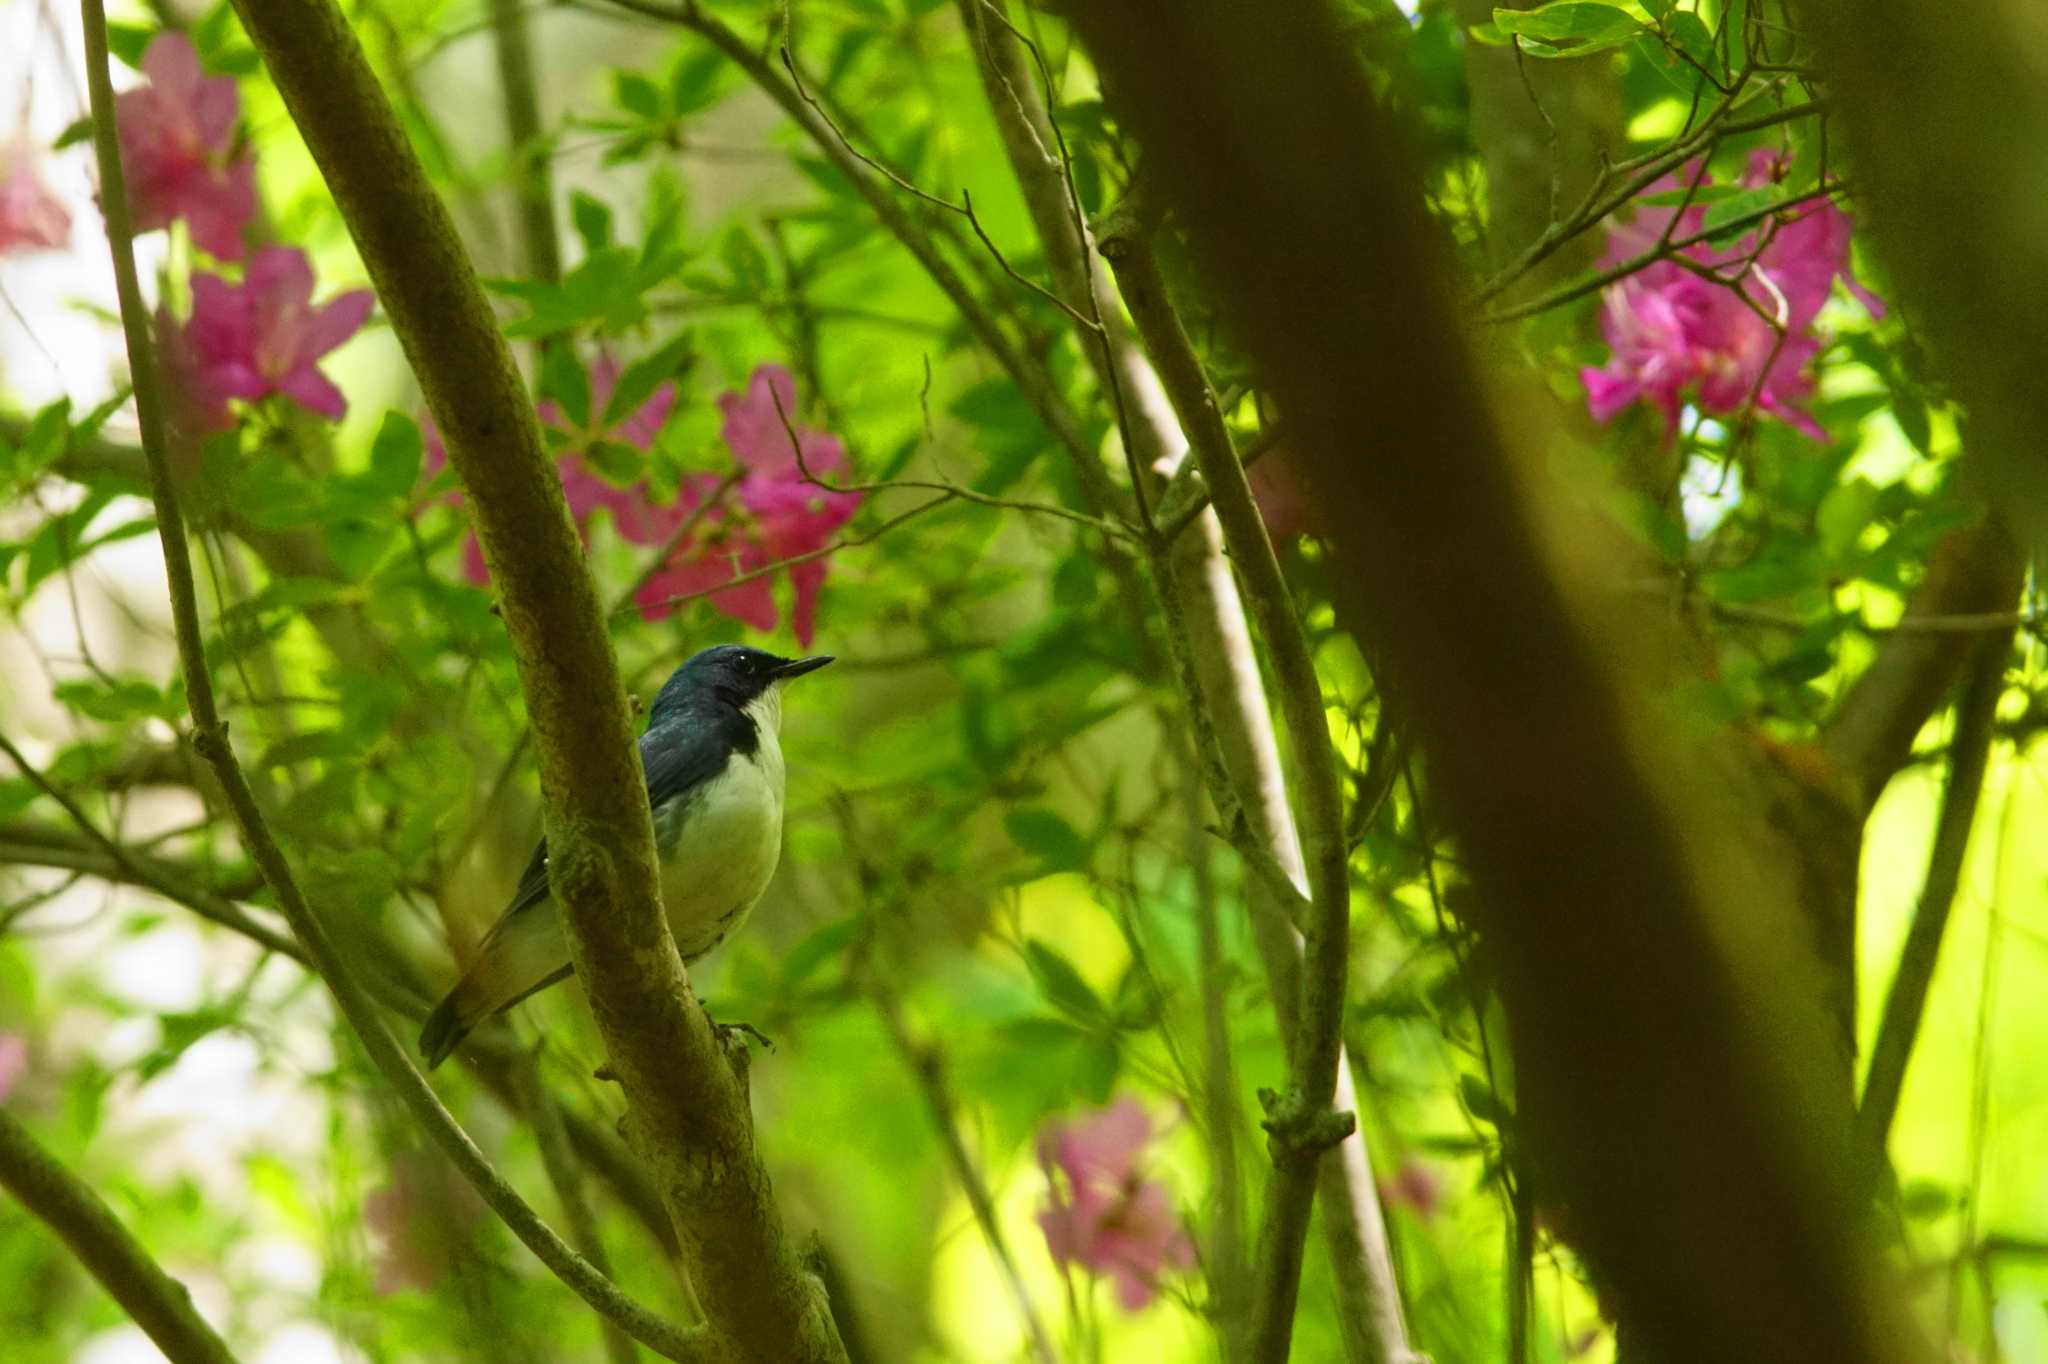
[{"xmin": 709, "ymin": 1017, "xmax": 775, "ymax": 1053}]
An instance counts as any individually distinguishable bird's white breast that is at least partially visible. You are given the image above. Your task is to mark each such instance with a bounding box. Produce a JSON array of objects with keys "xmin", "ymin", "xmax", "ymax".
[{"xmin": 655, "ymin": 690, "xmax": 787, "ymax": 959}]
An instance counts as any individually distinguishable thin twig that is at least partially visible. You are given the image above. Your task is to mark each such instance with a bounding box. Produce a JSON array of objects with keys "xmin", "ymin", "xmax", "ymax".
[{"xmin": 0, "ymin": 735, "xmax": 306, "ymax": 963}]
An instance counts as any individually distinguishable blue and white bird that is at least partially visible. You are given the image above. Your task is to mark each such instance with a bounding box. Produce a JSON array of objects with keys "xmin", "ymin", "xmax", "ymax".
[{"xmin": 419, "ymin": 644, "xmax": 833, "ymax": 1069}]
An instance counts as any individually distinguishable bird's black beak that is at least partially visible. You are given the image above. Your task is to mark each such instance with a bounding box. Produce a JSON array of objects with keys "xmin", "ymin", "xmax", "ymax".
[{"xmin": 770, "ymin": 655, "xmax": 834, "ymax": 681}]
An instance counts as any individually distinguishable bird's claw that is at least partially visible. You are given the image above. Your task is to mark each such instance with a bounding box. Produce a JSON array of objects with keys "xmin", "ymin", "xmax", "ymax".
[{"xmin": 711, "ymin": 1018, "xmax": 775, "ymax": 1053}]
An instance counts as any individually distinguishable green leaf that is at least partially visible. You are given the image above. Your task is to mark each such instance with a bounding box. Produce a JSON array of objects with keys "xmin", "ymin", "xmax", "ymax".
[
  {"xmin": 1699, "ymin": 186, "xmax": 1781, "ymax": 244},
  {"xmin": 1816, "ymin": 477, "xmax": 1880, "ymax": 562},
  {"xmin": 365, "ymin": 411, "xmax": 424, "ymax": 500},
  {"xmin": 1023, "ymin": 938, "xmax": 1104, "ymax": 1022},
  {"xmin": 571, "ymin": 191, "xmax": 613, "ymax": 256},
  {"xmin": 539, "ymin": 345, "xmax": 592, "ymax": 429},
  {"xmin": 1656, "ymin": 10, "xmax": 1717, "ymax": 72},
  {"xmin": 106, "ymin": 23, "xmax": 155, "ymax": 68},
  {"xmin": 324, "ymin": 517, "xmax": 398, "ymax": 582},
  {"xmin": 52, "ymin": 678, "xmax": 173, "ymax": 724},
  {"xmin": 1459, "ymin": 1071, "xmax": 1510, "ymax": 1126},
  {"xmin": 1005, "ymin": 808, "xmax": 1089, "ymax": 872},
  {"xmin": 602, "ymin": 335, "xmax": 694, "ymax": 431},
  {"xmin": 229, "ymin": 459, "xmax": 327, "ymax": 530},
  {"xmin": 18, "ymin": 396, "xmax": 72, "ymax": 476},
  {"xmin": 668, "ymin": 48, "xmax": 728, "ymax": 116},
  {"xmin": 1493, "ymin": 2, "xmax": 1644, "ymax": 54},
  {"xmin": 1076, "ymin": 1038, "xmax": 1120, "ymax": 1102},
  {"xmin": 614, "ymin": 71, "xmax": 664, "ymax": 121},
  {"xmin": 51, "ymin": 116, "xmax": 94, "ymax": 151},
  {"xmin": 719, "ymin": 226, "xmax": 771, "ymax": 296},
  {"xmin": 1899, "ymin": 1179, "xmax": 1959, "ymax": 1220},
  {"xmin": 138, "ymin": 1008, "xmax": 231, "ymax": 1081}
]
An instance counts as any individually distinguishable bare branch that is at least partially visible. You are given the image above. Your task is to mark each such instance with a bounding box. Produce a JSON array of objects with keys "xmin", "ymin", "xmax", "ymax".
[{"xmin": 0, "ymin": 1109, "xmax": 240, "ymax": 1364}]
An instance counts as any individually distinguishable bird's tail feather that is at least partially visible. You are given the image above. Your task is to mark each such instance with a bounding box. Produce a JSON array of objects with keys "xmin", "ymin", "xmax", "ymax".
[{"xmin": 419, "ymin": 986, "xmax": 477, "ymax": 1070}]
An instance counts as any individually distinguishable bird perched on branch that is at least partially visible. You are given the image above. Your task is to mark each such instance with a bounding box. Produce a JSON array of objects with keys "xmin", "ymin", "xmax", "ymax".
[{"xmin": 420, "ymin": 645, "xmax": 833, "ymax": 1068}]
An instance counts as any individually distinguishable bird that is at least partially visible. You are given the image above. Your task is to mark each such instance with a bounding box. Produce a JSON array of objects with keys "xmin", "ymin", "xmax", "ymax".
[{"xmin": 418, "ymin": 644, "xmax": 833, "ymax": 1069}]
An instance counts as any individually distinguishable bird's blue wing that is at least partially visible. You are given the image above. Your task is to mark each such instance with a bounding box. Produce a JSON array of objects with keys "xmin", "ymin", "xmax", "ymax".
[
  {"xmin": 494, "ymin": 716, "xmax": 738, "ymax": 918},
  {"xmin": 640, "ymin": 714, "xmax": 741, "ymax": 813}
]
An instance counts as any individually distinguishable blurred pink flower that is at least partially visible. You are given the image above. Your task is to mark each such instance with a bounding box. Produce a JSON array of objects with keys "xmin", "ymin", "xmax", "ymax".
[
  {"xmin": 0, "ymin": 1032, "xmax": 26, "ymax": 1101},
  {"xmin": 1376, "ymin": 1157, "xmax": 1444, "ymax": 1219},
  {"xmin": 1246, "ymin": 443, "xmax": 1325, "ymax": 540},
  {"xmin": 422, "ymin": 353, "xmax": 679, "ymax": 586},
  {"xmin": 184, "ymin": 246, "xmax": 372, "ymax": 421},
  {"xmin": 633, "ymin": 365, "xmax": 860, "ymax": 645},
  {"xmin": 1035, "ymin": 1096, "xmax": 1194, "ymax": 1310},
  {"xmin": 154, "ymin": 306, "xmax": 232, "ymax": 474},
  {"xmin": 0, "ymin": 140, "xmax": 71, "ymax": 253},
  {"xmin": 1582, "ymin": 152, "xmax": 1883, "ymax": 440},
  {"xmin": 419, "ymin": 361, "xmax": 858, "ymax": 644},
  {"xmin": 364, "ymin": 1152, "xmax": 482, "ymax": 1296},
  {"xmin": 115, "ymin": 33, "xmax": 257, "ymax": 260}
]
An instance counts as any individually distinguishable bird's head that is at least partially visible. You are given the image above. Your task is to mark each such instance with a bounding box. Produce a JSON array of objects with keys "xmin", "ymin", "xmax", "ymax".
[{"xmin": 649, "ymin": 644, "xmax": 833, "ymax": 725}]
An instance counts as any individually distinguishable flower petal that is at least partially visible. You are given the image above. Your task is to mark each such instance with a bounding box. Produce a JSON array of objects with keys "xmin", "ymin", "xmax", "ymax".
[
  {"xmin": 278, "ymin": 364, "xmax": 348, "ymax": 420},
  {"xmin": 299, "ymin": 288, "xmax": 375, "ymax": 359}
]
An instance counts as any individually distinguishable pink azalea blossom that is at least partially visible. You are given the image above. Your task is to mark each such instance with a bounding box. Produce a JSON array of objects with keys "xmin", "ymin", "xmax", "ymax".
[
  {"xmin": 420, "ymin": 361, "xmax": 859, "ymax": 645},
  {"xmin": 1035, "ymin": 1096, "xmax": 1195, "ymax": 1310},
  {"xmin": 183, "ymin": 246, "xmax": 372, "ymax": 421},
  {"xmin": 422, "ymin": 353, "xmax": 679, "ymax": 586},
  {"xmin": 632, "ymin": 365, "xmax": 860, "ymax": 645},
  {"xmin": 115, "ymin": 33, "xmax": 257, "ymax": 260},
  {"xmin": 154, "ymin": 306, "xmax": 232, "ymax": 475},
  {"xmin": 1581, "ymin": 151, "xmax": 1883, "ymax": 440},
  {"xmin": 0, "ymin": 140, "xmax": 71, "ymax": 253},
  {"xmin": 0, "ymin": 1032, "xmax": 26, "ymax": 1102}
]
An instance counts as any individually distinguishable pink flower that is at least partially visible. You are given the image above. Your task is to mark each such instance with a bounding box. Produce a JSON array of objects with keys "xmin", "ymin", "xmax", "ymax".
[
  {"xmin": 183, "ymin": 245, "xmax": 373, "ymax": 421},
  {"xmin": 631, "ymin": 366, "xmax": 860, "ymax": 645},
  {"xmin": 0, "ymin": 140, "xmax": 71, "ymax": 253},
  {"xmin": 115, "ymin": 33, "xmax": 257, "ymax": 260},
  {"xmin": 155, "ymin": 306, "xmax": 232, "ymax": 474},
  {"xmin": 0, "ymin": 1032, "xmax": 25, "ymax": 1102},
  {"xmin": 1247, "ymin": 443, "xmax": 1326, "ymax": 540},
  {"xmin": 1376, "ymin": 1158, "xmax": 1444, "ymax": 1219},
  {"xmin": 1581, "ymin": 152, "xmax": 1883, "ymax": 440},
  {"xmin": 421, "ymin": 360, "xmax": 859, "ymax": 645},
  {"xmin": 363, "ymin": 1152, "xmax": 482, "ymax": 1296},
  {"xmin": 422, "ymin": 353, "xmax": 679, "ymax": 586},
  {"xmin": 1035, "ymin": 1096, "xmax": 1195, "ymax": 1310}
]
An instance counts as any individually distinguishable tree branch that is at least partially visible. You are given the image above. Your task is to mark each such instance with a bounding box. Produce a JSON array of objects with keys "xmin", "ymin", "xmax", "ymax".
[
  {"xmin": 1822, "ymin": 518, "xmax": 2025, "ymax": 813},
  {"xmin": 489, "ymin": 0, "xmax": 562, "ymax": 286},
  {"xmin": 0, "ymin": 1109, "xmax": 240, "ymax": 1364},
  {"xmin": 83, "ymin": 2, "xmax": 719, "ymax": 1358},
  {"xmin": 1099, "ymin": 225, "xmax": 1403, "ymax": 1364},
  {"xmin": 0, "ymin": 742, "xmax": 304, "ymax": 963},
  {"xmin": 951, "ymin": 9, "xmax": 1412, "ymax": 1356},
  {"xmin": 1064, "ymin": 3, "xmax": 1921, "ymax": 1362},
  {"xmin": 1788, "ymin": 0, "xmax": 2048, "ymax": 556},
  {"xmin": 517, "ymin": 1051, "xmax": 642, "ymax": 1364},
  {"xmin": 1855, "ymin": 627, "xmax": 2009, "ymax": 1178}
]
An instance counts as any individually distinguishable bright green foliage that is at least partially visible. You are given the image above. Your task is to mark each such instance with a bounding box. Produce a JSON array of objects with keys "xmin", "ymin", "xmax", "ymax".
[{"xmin": 2, "ymin": 1, "xmax": 2045, "ymax": 1362}]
